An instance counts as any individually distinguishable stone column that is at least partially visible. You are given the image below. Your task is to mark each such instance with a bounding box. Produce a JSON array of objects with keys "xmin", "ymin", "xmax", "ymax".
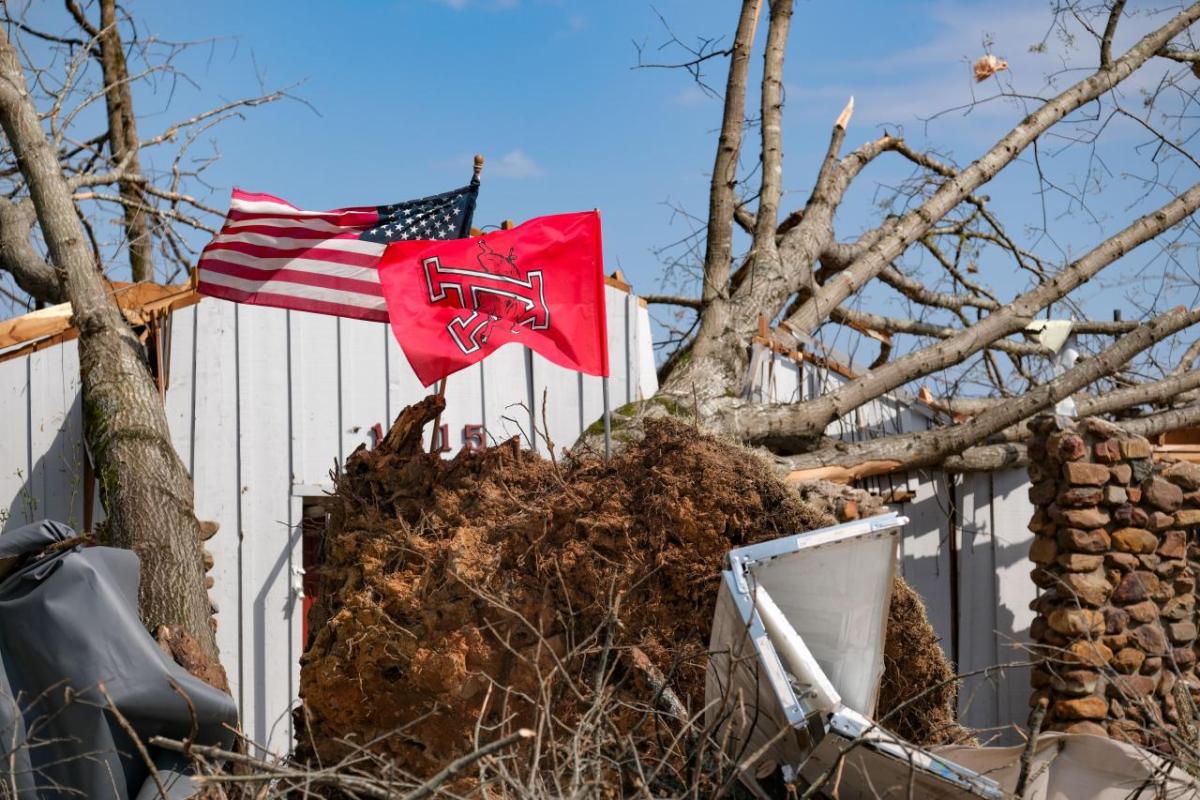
[{"xmin": 1026, "ymin": 416, "xmax": 1200, "ymax": 751}]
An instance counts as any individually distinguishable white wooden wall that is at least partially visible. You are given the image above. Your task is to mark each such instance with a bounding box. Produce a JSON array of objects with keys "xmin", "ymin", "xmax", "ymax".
[
  {"xmin": 0, "ymin": 284, "xmax": 657, "ymax": 755},
  {"xmin": 746, "ymin": 344, "xmax": 1036, "ymax": 741}
]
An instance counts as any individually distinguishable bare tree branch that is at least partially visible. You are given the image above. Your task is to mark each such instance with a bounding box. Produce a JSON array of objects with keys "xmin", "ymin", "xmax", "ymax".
[
  {"xmin": 775, "ymin": 6, "xmax": 1200, "ymax": 341},
  {"xmin": 1100, "ymin": 0, "xmax": 1128, "ymax": 69},
  {"xmin": 732, "ymin": 182, "xmax": 1200, "ymax": 448},
  {"xmin": 0, "ymin": 197, "xmax": 61, "ymax": 303}
]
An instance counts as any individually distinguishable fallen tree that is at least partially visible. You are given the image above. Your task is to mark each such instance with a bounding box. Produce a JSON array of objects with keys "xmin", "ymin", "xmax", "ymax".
[{"xmin": 627, "ymin": 0, "xmax": 1200, "ymax": 477}]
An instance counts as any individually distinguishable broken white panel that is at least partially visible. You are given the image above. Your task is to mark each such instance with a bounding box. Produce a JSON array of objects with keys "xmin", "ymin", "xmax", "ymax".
[
  {"xmin": 707, "ymin": 512, "xmax": 1003, "ymax": 799},
  {"xmin": 803, "ymin": 708, "xmax": 1005, "ymax": 799}
]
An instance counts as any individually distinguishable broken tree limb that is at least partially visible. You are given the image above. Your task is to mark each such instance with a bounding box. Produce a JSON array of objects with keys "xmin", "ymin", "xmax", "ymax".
[
  {"xmin": 725, "ymin": 182, "xmax": 1200, "ymax": 451},
  {"xmin": 1172, "ymin": 337, "xmax": 1200, "ymax": 376},
  {"xmin": 829, "ymin": 305, "xmax": 1048, "ymax": 358},
  {"xmin": 0, "ymin": 197, "xmax": 61, "ymax": 304},
  {"xmin": 779, "ymin": 306, "xmax": 1200, "ymax": 475},
  {"xmin": 1122, "ymin": 402, "xmax": 1200, "ymax": 439}
]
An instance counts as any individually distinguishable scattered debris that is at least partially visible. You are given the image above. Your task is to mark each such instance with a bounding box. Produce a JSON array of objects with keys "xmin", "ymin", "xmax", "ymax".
[{"xmin": 973, "ymin": 53, "xmax": 1009, "ymax": 81}]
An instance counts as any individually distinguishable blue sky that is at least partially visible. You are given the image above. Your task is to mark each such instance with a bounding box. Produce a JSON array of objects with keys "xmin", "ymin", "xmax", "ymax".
[{"xmin": 14, "ymin": 0, "xmax": 1200, "ymax": 371}]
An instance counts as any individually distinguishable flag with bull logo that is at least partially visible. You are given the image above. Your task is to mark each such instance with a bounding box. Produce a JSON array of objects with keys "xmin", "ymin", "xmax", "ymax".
[{"xmin": 378, "ymin": 211, "xmax": 609, "ymax": 386}]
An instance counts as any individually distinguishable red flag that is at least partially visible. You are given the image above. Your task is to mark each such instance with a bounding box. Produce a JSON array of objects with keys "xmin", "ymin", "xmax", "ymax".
[{"xmin": 378, "ymin": 211, "xmax": 609, "ymax": 386}]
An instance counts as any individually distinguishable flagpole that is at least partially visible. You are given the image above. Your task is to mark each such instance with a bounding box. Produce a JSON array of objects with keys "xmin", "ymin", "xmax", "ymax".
[
  {"xmin": 428, "ymin": 156, "xmax": 482, "ymax": 456},
  {"xmin": 602, "ymin": 376, "xmax": 612, "ymax": 462}
]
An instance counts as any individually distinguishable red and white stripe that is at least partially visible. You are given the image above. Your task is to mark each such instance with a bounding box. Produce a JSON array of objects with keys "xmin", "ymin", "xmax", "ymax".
[{"xmin": 198, "ymin": 188, "xmax": 391, "ymax": 322}]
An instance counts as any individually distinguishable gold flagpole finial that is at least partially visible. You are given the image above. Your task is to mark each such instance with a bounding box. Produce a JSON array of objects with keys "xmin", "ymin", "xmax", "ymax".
[{"xmin": 473, "ymin": 154, "xmax": 485, "ymax": 179}]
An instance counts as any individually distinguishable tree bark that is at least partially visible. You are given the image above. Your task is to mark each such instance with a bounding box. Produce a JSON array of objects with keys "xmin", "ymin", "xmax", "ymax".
[
  {"xmin": 68, "ymin": 0, "xmax": 153, "ymax": 282},
  {"xmin": 689, "ymin": 0, "xmax": 760, "ymax": 365},
  {"xmin": 0, "ymin": 26, "xmax": 224, "ymax": 685},
  {"xmin": 0, "ymin": 197, "xmax": 62, "ymax": 303}
]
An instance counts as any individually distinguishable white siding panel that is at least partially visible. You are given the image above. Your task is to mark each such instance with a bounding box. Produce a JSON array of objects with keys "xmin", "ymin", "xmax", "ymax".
[
  {"xmin": 0, "ymin": 356, "xmax": 31, "ymax": 532},
  {"xmin": 385, "ymin": 330, "xmax": 429, "ymax": 441},
  {"xmin": 338, "ymin": 318, "xmax": 389, "ymax": 463},
  {"xmin": 28, "ymin": 341, "xmax": 83, "ymax": 529},
  {"xmin": 772, "ymin": 355, "xmax": 802, "ymax": 404},
  {"xmin": 897, "ymin": 470, "xmax": 955, "ymax": 661},
  {"xmin": 635, "ymin": 302, "xmax": 658, "ymax": 400},
  {"xmin": 190, "ymin": 299, "xmax": 243, "ymax": 713},
  {"xmin": 165, "ymin": 305, "xmax": 196, "ymax": 471},
  {"xmin": 235, "ymin": 305, "xmax": 296, "ymax": 755},
  {"xmin": 991, "ymin": 467, "xmax": 1037, "ymax": 741},
  {"xmin": 956, "ymin": 472, "xmax": 1000, "ymax": 734},
  {"xmin": 603, "ymin": 286, "xmax": 629, "ymax": 410},
  {"xmin": 439, "ymin": 363, "xmax": 486, "ymax": 456},
  {"xmin": 481, "ymin": 343, "xmax": 532, "ymax": 447},
  {"xmin": 530, "ymin": 354, "xmax": 582, "ymax": 459},
  {"xmin": 289, "ymin": 312, "xmax": 340, "ymax": 490}
]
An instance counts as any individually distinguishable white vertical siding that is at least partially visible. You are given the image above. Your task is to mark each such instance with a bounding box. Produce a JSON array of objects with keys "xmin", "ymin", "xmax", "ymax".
[
  {"xmin": 895, "ymin": 470, "xmax": 956, "ymax": 652},
  {"xmin": 290, "ymin": 313, "xmax": 341, "ymax": 489},
  {"xmin": 164, "ymin": 306, "xmax": 196, "ymax": 470},
  {"xmin": 990, "ymin": 467, "xmax": 1037, "ymax": 738},
  {"xmin": 338, "ymin": 317, "xmax": 389, "ymax": 460},
  {"xmin": 635, "ymin": 300, "xmax": 658, "ymax": 401},
  {"xmin": 190, "ymin": 300, "xmax": 243, "ymax": 714},
  {"xmin": 956, "ymin": 471, "xmax": 1001, "ymax": 735},
  {"xmin": 234, "ymin": 305, "xmax": 296, "ymax": 755},
  {"xmin": 27, "ymin": 342, "xmax": 84, "ymax": 530},
  {"xmin": 0, "ymin": 356, "xmax": 31, "ymax": 532},
  {"xmin": 530, "ymin": 354, "xmax": 583, "ymax": 458},
  {"xmin": 478, "ymin": 342, "xmax": 532, "ymax": 447}
]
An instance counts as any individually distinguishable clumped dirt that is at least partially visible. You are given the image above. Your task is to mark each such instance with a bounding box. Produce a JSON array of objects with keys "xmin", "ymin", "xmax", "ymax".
[
  {"xmin": 880, "ymin": 578, "xmax": 968, "ymax": 745},
  {"xmin": 297, "ymin": 397, "xmax": 962, "ymax": 779}
]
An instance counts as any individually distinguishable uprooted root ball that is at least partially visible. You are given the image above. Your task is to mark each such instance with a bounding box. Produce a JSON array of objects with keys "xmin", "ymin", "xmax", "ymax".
[{"xmin": 296, "ymin": 399, "xmax": 963, "ymax": 787}]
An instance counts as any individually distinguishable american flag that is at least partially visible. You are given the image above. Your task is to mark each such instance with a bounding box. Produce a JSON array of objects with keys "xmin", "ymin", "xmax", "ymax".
[{"xmin": 197, "ymin": 182, "xmax": 478, "ymax": 321}]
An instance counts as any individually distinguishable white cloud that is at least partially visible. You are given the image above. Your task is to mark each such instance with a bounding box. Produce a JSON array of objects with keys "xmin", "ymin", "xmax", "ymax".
[
  {"xmin": 488, "ymin": 149, "xmax": 545, "ymax": 178},
  {"xmin": 670, "ymin": 84, "xmax": 713, "ymax": 107}
]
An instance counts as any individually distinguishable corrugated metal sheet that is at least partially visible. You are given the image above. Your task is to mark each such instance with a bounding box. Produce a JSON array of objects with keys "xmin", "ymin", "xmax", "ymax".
[{"xmin": 0, "ymin": 285, "xmax": 658, "ymax": 754}]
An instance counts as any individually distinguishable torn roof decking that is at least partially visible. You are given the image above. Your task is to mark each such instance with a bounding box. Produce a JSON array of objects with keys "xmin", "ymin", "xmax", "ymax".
[{"xmin": 0, "ymin": 281, "xmax": 200, "ymax": 363}]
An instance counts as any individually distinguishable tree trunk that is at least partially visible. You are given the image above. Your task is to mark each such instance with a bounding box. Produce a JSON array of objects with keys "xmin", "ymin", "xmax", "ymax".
[
  {"xmin": 0, "ymin": 26, "xmax": 224, "ymax": 687},
  {"xmin": 95, "ymin": 0, "xmax": 153, "ymax": 282}
]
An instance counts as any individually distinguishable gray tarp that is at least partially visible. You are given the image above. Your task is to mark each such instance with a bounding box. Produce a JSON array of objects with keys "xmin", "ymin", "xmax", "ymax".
[{"xmin": 0, "ymin": 520, "xmax": 238, "ymax": 799}]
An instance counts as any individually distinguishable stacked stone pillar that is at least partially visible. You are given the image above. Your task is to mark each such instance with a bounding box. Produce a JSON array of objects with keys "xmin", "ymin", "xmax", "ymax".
[{"xmin": 1027, "ymin": 416, "xmax": 1200, "ymax": 750}]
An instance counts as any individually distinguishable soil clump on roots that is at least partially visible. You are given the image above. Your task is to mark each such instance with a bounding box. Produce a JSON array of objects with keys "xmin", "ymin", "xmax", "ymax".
[{"xmin": 296, "ymin": 397, "xmax": 964, "ymax": 785}]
